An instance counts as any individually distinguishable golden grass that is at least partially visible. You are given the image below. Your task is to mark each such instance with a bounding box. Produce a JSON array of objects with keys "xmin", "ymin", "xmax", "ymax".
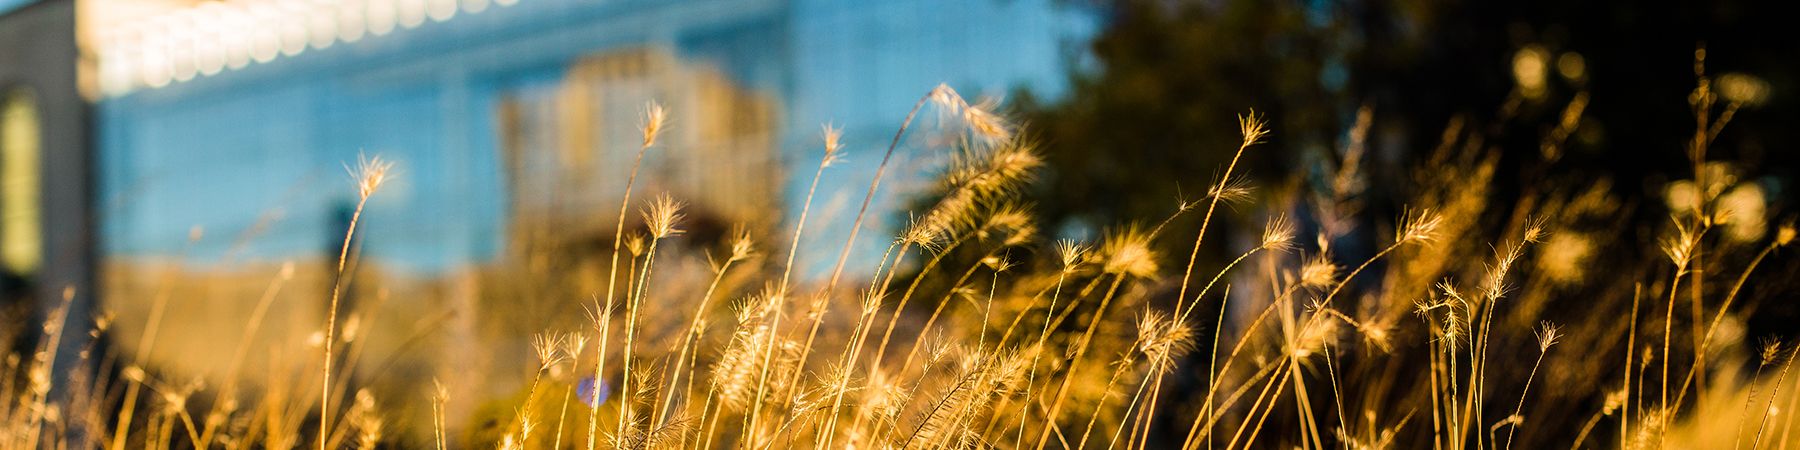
[{"xmin": 4, "ymin": 57, "xmax": 1797, "ymax": 450}]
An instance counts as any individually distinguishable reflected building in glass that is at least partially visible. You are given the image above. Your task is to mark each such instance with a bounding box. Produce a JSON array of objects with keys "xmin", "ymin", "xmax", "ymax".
[
  {"xmin": 0, "ymin": 0, "xmax": 1101, "ymax": 438},
  {"xmin": 65, "ymin": 0, "xmax": 1096, "ymax": 423},
  {"xmin": 90, "ymin": 0, "xmax": 1095, "ymax": 277}
]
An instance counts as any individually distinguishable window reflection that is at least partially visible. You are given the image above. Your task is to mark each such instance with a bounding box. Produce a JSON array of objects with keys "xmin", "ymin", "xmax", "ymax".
[
  {"xmin": 497, "ymin": 48, "xmax": 778, "ymax": 254},
  {"xmin": 2, "ymin": 88, "xmax": 42, "ymax": 282}
]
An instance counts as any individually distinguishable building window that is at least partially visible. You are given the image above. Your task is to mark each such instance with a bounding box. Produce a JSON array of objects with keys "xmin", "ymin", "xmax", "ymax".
[
  {"xmin": 2, "ymin": 87, "xmax": 42, "ymax": 278},
  {"xmin": 497, "ymin": 48, "xmax": 779, "ymax": 249}
]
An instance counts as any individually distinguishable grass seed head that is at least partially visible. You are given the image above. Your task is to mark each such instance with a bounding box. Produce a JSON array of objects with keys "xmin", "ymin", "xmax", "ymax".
[
  {"xmin": 1055, "ymin": 239, "xmax": 1088, "ymax": 270},
  {"xmin": 962, "ymin": 97, "xmax": 1014, "ymax": 142},
  {"xmin": 1396, "ymin": 207, "xmax": 1443, "ymax": 244},
  {"xmin": 858, "ymin": 289, "xmax": 883, "ymax": 313},
  {"xmin": 982, "ymin": 204, "xmax": 1033, "ymax": 234},
  {"xmin": 926, "ymin": 83, "xmax": 1016, "ymax": 142},
  {"xmin": 821, "ymin": 122, "xmax": 843, "ymax": 155},
  {"xmin": 1523, "ymin": 216, "xmax": 1549, "ymax": 243},
  {"xmin": 562, "ymin": 332, "xmax": 589, "ymax": 359},
  {"xmin": 625, "ymin": 232, "xmax": 647, "ymax": 257},
  {"xmin": 727, "ymin": 225, "xmax": 755, "ymax": 261},
  {"xmin": 641, "ymin": 101, "xmax": 666, "ymax": 147},
  {"xmin": 1208, "ymin": 174, "xmax": 1254, "ymax": 206},
  {"xmin": 928, "ymin": 83, "xmax": 959, "ymax": 109},
  {"xmin": 1440, "ymin": 308, "xmax": 1462, "ymax": 346},
  {"xmin": 1760, "ymin": 337, "xmax": 1784, "ymax": 367},
  {"xmin": 903, "ymin": 215, "xmax": 948, "ymax": 249},
  {"xmin": 348, "ymin": 154, "xmax": 394, "ymax": 200},
  {"xmin": 1100, "ymin": 226, "xmax": 1158, "ymax": 277},
  {"xmin": 1359, "ymin": 319, "xmax": 1394, "ymax": 353},
  {"xmin": 1238, "ymin": 110, "xmax": 1270, "ymax": 146},
  {"xmin": 1262, "ymin": 214, "xmax": 1297, "ymax": 251},
  {"xmin": 709, "ymin": 325, "xmax": 766, "ymax": 410},
  {"xmin": 1136, "ymin": 311, "xmax": 1197, "ymax": 368},
  {"xmin": 532, "ymin": 332, "xmax": 563, "ymax": 370},
  {"xmin": 643, "ymin": 194, "xmax": 686, "ymax": 239},
  {"xmin": 1290, "ymin": 316, "xmax": 1340, "ymax": 360},
  {"xmin": 1536, "ymin": 321, "xmax": 1562, "ymax": 352},
  {"xmin": 820, "ymin": 123, "xmax": 846, "ymax": 168},
  {"xmin": 1603, "ymin": 388, "xmax": 1628, "ymax": 414},
  {"xmin": 1300, "ymin": 257, "xmax": 1339, "ymax": 289},
  {"xmin": 1661, "ymin": 220, "xmax": 1699, "ymax": 269}
]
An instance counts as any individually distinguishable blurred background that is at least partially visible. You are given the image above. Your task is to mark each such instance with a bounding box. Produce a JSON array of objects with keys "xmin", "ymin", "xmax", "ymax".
[
  {"xmin": 3, "ymin": 0, "xmax": 1798, "ymax": 447},
  {"xmin": 4, "ymin": 0, "xmax": 1101, "ymax": 444}
]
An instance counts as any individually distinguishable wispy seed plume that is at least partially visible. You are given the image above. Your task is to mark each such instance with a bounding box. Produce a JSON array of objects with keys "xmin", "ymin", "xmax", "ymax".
[
  {"xmin": 533, "ymin": 332, "xmax": 564, "ymax": 370},
  {"xmin": 927, "ymin": 83, "xmax": 1014, "ymax": 142},
  {"xmin": 727, "ymin": 225, "xmax": 755, "ymax": 262},
  {"xmin": 1239, "ymin": 110, "xmax": 1270, "ymax": 146},
  {"xmin": 1100, "ymin": 226, "xmax": 1158, "ymax": 278},
  {"xmin": 1536, "ymin": 321, "xmax": 1562, "ymax": 352},
  {"xmin": 641, "ymin": 102, "xmax": 667, "ymax": 147},
  {"xmin": 643, "ymin": 195, "xmax": 686, "ymax": 239},
  {"xmin": 1299, "ymin": 257, "xmax": 1339, "ymax": 289},
  {"xmin": 821, "ymin": 123, "xmax": 845, "ymax": 166},
  {"xmin": 1396, "ymin": 208, "xmax": 1443, "ymax": 244},
  {"xmin": 348, "ymin": 154, "xmax": 394, "ymax": 200},
  {"xmin": 1055, "ymin": 239, "xmax": 1087, "ymax": 271},
  {"xmin": 1261, "ymin": 214, "xmax": 1297, "ymax": 251},
  {"xmin": 1759, "ymin": 337, "xmax": 1783, "ymax": 367}
]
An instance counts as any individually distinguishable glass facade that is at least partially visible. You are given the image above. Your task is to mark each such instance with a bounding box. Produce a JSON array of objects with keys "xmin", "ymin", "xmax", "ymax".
[{"xmin": 94, "ymin": 0, "xmax": 1096, "ymax": 277}]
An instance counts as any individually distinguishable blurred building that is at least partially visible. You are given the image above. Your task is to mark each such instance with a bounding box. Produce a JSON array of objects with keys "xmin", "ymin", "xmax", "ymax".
[
  {"xmin": 83, "ymin": 0, "xmax": 1095, "ymax": 278},
  {"xmin": 8, "ymin": 0, "xmax": 1100, "ymax": 413},
  {"xmin": 2, "ymin": 0, "xmax": 92, "ymax": 343},
  {"xmin": 12, "ymin": 0, "xmax": 1092, "ymax": 441},
  {"xmin": 2, "ymin": 0, "xmax": 98, "ymax": 411}
]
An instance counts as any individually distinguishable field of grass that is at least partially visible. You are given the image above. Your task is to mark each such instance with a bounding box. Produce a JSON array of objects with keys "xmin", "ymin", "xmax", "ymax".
[{"xmin": 3, "ymin": 55, "xmax": 1795, "ymax": 450}]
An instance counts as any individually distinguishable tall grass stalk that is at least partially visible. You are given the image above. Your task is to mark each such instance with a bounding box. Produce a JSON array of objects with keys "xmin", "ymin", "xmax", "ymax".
[
  {"xmin": 661, "ymin": 229, "xmax": 750, "ymax": 425},
  {"xmin": 772, "ymin": 126, "xmax": 843, "ymax": 411},
  {"xmin": 31, "ymin": 64, "xmax": 1800, "ymax": 450},
  {"xmin": 619, "ymin": 194, "xmax": 682, "ymax": 439},
  {"xmin": 320, "ymin": 155, "xmax": 391, "ymax": 450},
  {"xmin": 1035, "ymin": 272, "xmax": 1128, "ymax": 450},
  {"xmin": 597, "ymin": 102, "xmax": 662, "ymax": 448},
  {"xmin": 1751, "ymin": 344, "xmax": 1799, "ymax": 450}
]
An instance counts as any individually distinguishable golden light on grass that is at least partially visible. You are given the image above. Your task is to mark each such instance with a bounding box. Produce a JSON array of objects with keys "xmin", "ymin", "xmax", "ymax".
[
  {"xmin": 13, "ymin": 60, "xmax": 1799, "ymax": 450},
  {"xmin": 350, "ymin": 154, "xmax": 394, "ymax": 200},
  {"xmin": 1100, "ymin": 226, "xmax": 1159, "ymax": 277},
  {"xmin": 321, "ymin": 153, "xmax": 394, "ymax": 450},
  {"xmin": 641, "ymin": 101, "xmax": 667, "ymax": 147}
]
